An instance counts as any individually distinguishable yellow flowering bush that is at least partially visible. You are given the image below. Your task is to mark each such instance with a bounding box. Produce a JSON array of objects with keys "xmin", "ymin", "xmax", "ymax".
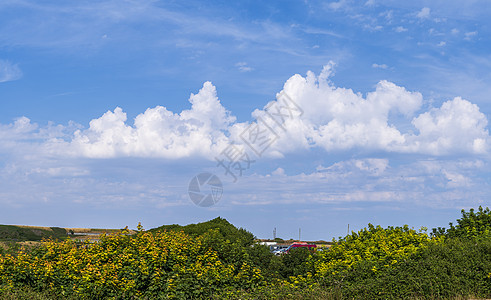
[
  {"xmin": 1, "ymin": 209, "xmax": 488, "ymax": 299},
  {"xmin": 0, "ymin": 227, "xmax": 264, "ymax": 299},
  {"xmin": 315, "ymin": 224, "xmax": 443, "ymax": 277}
]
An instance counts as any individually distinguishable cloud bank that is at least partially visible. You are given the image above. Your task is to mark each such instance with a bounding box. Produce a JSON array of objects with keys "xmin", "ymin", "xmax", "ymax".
[
  {"xmin": 221, "ymin": 157, "xmax": 489, "ymax": 209},
  {"xmin": 264, "ymin": 64, "xmax": 489, "ymax": 156},
  {"xmin": 1, "ymin": 65, "xmax": 489, "ymax": 160},
  {"xmin": 0, "ymin": 65, "xmax": 489, "ymax": 215}
]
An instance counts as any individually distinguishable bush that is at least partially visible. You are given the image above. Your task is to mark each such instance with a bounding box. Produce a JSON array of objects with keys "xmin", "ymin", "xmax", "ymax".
[
  {"xmin": 1, "ymin": 211, "xmax": 490, "ymax": 299},
  {"xmin": 329, "ymin": 237, "xmax": 491, "ymax": 299},
  {"xmin": 315, "ymin": 224, "xmax": 437, "ymax": 278},
  {"xmin": 0, "ymin": 229, "xmax": 264, "ymax": 299},
  {"xmin": 433, "ymin": 206, "xmax": 491, "ymax": 240},
  {"xmin": 150, "ymin": 217, "xmax": 255, "ymax": 247},
  {"xmin": 246, "ymin": 243, "xmax": 274, "ymax": 274},
  {"xmin": 281, "ymin": 247, "xmax": 316, "ymax": 278}
]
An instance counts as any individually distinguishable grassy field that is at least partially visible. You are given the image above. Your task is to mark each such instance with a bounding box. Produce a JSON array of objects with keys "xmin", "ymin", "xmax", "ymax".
[{"xmin": 0, "ymin": 225, "xmax": 67, "ymax": 242}]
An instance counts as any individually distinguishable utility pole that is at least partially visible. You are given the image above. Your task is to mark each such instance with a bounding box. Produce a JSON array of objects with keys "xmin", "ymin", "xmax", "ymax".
[
  {"xmin": 347, "ymin": 224, "xmax": 350, "ymax": 236},
  {"xmin": 273, "ymin": 227, "xmax": 276, "ymax": 240},
  {"xmin": 299, "ymin": 228, "xmax": 301, "ymax": 241}
]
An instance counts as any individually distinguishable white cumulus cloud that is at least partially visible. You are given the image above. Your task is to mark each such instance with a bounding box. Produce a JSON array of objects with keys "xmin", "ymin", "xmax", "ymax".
[
  {"xmin": 248, "ymin": 65, "xmax": 490, "ymax": 156},
  {"xmin": 68, "ymin": 81, "xmax": 235, "ymax": 159},
  {"xmin": 409, "ymin": 97, "xmax": 489, "ymax": 155},
  {"xmin": 250, "ymin": 64, "xmax": 421, "ymax": 153},
  {"xmin": 1, "ymin": 64, "xmax": 490, "ymax": 160}
]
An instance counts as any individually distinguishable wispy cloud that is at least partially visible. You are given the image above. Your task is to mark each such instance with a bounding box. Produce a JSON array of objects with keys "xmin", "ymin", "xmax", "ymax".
[
  {"xmin": 0, "ymin": 1, "xmax": 296, "ymax": 52},
  {"xmin": 326, "ymin": 0, "xmax": 350, "ymax": 11},
  {"xmin": 372, "ymin": 63, "xmax": 388, "ymax": 69},
  {"xmin": 223, "ymin": 157, "xmax": 490, "ymax": 209},
  {"xmin": 363, "ymin": 24, "xmax": 383, "ymax": 31},
  {"xmin": 416, "ymin": 7, "xmax": 431, "ymax": 19},
  {"xmin": 394, "ymin": 26, "xmax": 407, "ymax": 33},
  {"xmin": 464, "ymin": 31, "xmax": 478, "ymax": 40},
  {"xmin": 0, "ymin": 60, "xmax": 22, "ymax": 83},
  {"xmin": 235, "ymin": 62, "xmax": 253, "ymax": 72},
  {"xmin": 301, "ymin": 26, "xmax": 346, "ymax": 39}
]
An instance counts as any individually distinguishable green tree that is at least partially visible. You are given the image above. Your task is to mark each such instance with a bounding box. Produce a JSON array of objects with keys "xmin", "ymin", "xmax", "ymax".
[
  {"xmin": 280, "ymin": 247, "xmax": 315, "ymax": 278},
  {"xmin": 448, "ymin": 206, "xmax": 491, "ymax": 239}
]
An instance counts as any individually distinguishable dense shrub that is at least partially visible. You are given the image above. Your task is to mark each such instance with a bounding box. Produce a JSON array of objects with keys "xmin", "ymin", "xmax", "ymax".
[
  {"xmin": 0, "ymin": 229, "xmax": 263, "ymax": 299},
  {"xmin": 1, "ymin": 208, "xmax": 490, "ymax": 299},
  {"xmin": 315, "ymin": 223, "xmax": 438, "ymax": 278},
  {"xmin": 433, "ymin": 206, "xmax": 491, "ymax": 240},
  {"xmin": 312, "ymin": 207, "xmax": 491, "ymax": 299},
  {"xmin": 150, "ymin": 217, "xmax": 255, "ymax": 247},
  {"xmin": 327, "ymin": 237, "xmax": 491, "ymax": 299},
  {"xmin": 280, "ymin": 247, "xmax": 316, "ymax": 278}
]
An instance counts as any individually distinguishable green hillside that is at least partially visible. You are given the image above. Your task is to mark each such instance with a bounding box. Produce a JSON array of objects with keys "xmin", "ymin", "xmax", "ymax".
[
  {"xmin": 149, "ymin": 217, "xmax": 255, "ymax": 246},
  {"xmin": 0, "ymin": 225, "xmax": 68, "ymax": 241}
]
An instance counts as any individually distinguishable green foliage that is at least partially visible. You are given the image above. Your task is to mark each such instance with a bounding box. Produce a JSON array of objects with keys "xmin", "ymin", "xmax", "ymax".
[
  {"xmin": 432, "ymin": 206, "xmax": 491, "ymax": 239},
  {"xmin": 315, "ymin": 223, "xmax": 436, "ymax": 277},
  {"xmin": 312, "ymin": 208, "xmax": 491, "ymax": 299},
  {"xmin": 325, "ymin": 237, "xmax": 491, "ymax": 299},
  {"xmin": 0, "ymin": 229, "xmax": 264, "ymax": 299},
  {"xmin": 150, "ymin": 217, "xmax": 255, "ymax": 247},
  {"xmin": 280, "ymin": 247, "xmax": 316, "ymax": 278},
  {"xmin": 1, "ymin": 210, "xmax": 490, "ymax": 299},
  {"xmin": 448, "ymin": 206, "xmax": 490, "ymax": 239},
  {"xmin": 246, "ymin": 244, "xmax": 274, "ymax": 273}
]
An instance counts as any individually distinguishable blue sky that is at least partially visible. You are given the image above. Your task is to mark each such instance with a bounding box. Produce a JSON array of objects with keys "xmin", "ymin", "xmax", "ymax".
[{"xmin": 1, "ymin": 0, "xmax": 490, "ymax": 240}]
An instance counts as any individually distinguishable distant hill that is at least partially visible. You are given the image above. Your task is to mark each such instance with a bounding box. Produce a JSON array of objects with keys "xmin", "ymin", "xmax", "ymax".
[
  {"xmin": 0, "ymin": 225, "xmax": 68, "ymax": 241},
  {"xmin": 149, "ymin": 217, "xmax": 255, "ymax": 246},
  {"xmin": 0, "ymin": 225, "xmax": 135, "ymax": 242}
]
